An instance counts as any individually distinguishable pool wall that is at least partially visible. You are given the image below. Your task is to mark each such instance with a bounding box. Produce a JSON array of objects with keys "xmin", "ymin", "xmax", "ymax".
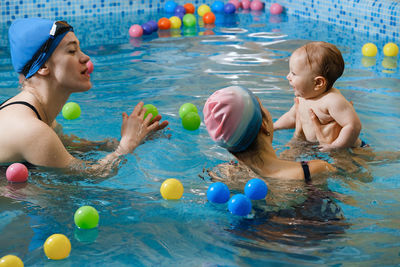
[{"xmin": 1, "ymin": 0, "xmax": 399, "ymax": 42}]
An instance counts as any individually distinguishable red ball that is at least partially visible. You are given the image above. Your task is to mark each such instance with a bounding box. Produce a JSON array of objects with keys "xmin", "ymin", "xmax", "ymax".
[
  {"xmin": 158, "ymin": 17, "xmax": 171, "ymax": 30},
  {"xmin": 270, "ymin": 3, "xmax": 283, "ymax": 15},
  {"xmin": 6, "ymin": 163, "xmax": 28, "ymax": 183},
  {"xmin": 183, "ymin": 3, "xmax": 195, "ymax": 14},
  {"xmin": 203, "ymin": 12, "xmax": 216, "ymax": 24},
  {"xmin": 86, "ymin": 60, "xmax": 94, "ymax": 74}
]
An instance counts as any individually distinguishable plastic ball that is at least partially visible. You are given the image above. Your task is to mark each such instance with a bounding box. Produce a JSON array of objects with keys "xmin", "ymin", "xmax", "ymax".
[
  {"xmin": 250, "ymin": 0, "xmax": 264, "ymax": 11},
  {"xmin": 198, "ymin": 4, "xmax": 211, "ymax": 16},
  {"xmin": 207, "ymin": 182, "xmax": 230, "ymax": 203},
  {"xmin": 143, "ymin": 104, "xmax": 159, "ymax": 121},
  {"xmin": 0, "ymin": 255, "xmax": 24, "ymax": 267},
  {"xmin": 158, "ymin": 17, "xmax": 171, "ymax": 30},
  {"xmin": 43, "ymin": 234, "xmax": 71, "ymax": 260},
  {"xmin": 141, "ymin": 23, "xmax": 153, "ymax": 35},
  {"xmin": 175, "ymin": 11, "xmax": 185, "ymax": 19},
  {"xmin": 203, "ymin": 12, "xmax": 216, "ymax": 24},
  {"xmin": 228, "ymin": 0, "xmax": 240, "ymax": 10},
  {"xmin": 244, "ymin": 178, "xmax": 268, "ymax": 200},
  {"xmin": 128, "ymin": 24, "xmax": 143, "ymax": 38},
  {"xmin": 74, "ymin": 205, "xmax": 99, "ymax": 229},
  {"xmin": 183, "ymin": 14, "xmax": 197, "ymax": 27},
  {"xmin": 383, "ymin": 42, "xmax": 399, "ymax": 57},
  {"xmin": 86, "ymin": 60, "xmax": 94, "ymax": 74},
  {"xmin": 169, "ymin": 16, "xmax": 182, "ymax": 29},
  {"xmin": 224, "ymin": 3, "xmax": 236, "ymax": 14},
  {"xmin": 183, "ymin": 3, "xmax": 195, "ymax": 14},
  {"xmin": 6, "ymin": 163, "xmax": 28, "ymax": 183},
  {"xmin": 228, "ymin": 194, "xmax": 252, "ymax": 216},
  {"xmin": 270, "ymin": 3, "xmax": 283, "ymax": 14},
  {"xmin": 165, "ymin": 1, "xmax": 177, "ymax": 13},
  {"xmin": 160, "ymin": 178, "xmax": 184, "ymax": 200},
  {"xmin": 179, "ymin": 103, "xmax": 198, "ymax": 118},
  {"xmin": 62, "ymin": 102, "xmax": 81, "ymax": 120},
  {"xmin": 182, "ymin": 112, "xmax": 201, "ymax": 131},
  {"xmin": 147, "ymin": 20, "xmax": 158, "ymax": 32},
  {"xmin": 362, "ymin": 43, "xmax": 378, "ymax": 57},
  {"xmin": 211, "ymin": 1, "xmax": 225, "ymax": 13},
  {"xmin": 175, "ymin": 5, "xmax": 186, "ymax": 14},
  {"xmin": 241, "ymin": 0, "xmax": 251, "ymax": 10}
]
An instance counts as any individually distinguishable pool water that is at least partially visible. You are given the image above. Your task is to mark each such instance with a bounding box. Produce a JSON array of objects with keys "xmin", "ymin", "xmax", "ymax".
[{"xmin": 1, "ymin": 10, "xmax": 400, "ymax": 266}]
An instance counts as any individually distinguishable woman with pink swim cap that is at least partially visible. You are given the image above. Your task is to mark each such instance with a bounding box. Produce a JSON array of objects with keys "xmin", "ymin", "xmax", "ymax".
[{"xmin": 203, "ymin": 86, "xmax": 335, "ymax": 182}]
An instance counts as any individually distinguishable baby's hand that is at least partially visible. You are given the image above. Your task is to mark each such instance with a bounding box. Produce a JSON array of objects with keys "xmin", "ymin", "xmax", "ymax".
[{"xmin": 318, "ymin": 143, "xmax": 335, "ymax": 152}]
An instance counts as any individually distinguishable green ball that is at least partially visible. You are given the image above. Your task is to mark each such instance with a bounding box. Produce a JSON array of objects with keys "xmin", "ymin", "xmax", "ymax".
[
  {"xmin": 143, "ymin": 104, "xmax": 158, "ymax": 121},
  {"xmin": 74, "ymin": 205, "xmax": 99, "ymax": 229},
  {"xmin": 62, "ymin": 102, "xmax": 81, "ymax": 120},
  {"xmin": 179, "ymin": 103, "xmax": 198, "ymax": 119},
  {"xmin": 182, "ymin": 14, "xmax": 196, "ymax": 27},
  {"xmin": 182, "ymin": 111, "xmax": 201, "ymax": 131}
]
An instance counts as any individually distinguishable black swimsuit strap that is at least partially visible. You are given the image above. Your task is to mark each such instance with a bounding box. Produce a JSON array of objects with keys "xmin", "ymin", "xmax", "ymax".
[
  {"xmin": 0, "ymin": 101, "xmax": 42, "ymax": 121},
  {"xmin": 301, "ymin": 161, "xmax": 311, "ymax": 183}
]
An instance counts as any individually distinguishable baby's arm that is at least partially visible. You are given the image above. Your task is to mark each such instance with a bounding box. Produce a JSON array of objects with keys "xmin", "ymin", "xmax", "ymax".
[
  {"xmin": 273, "ymin": 103, "xmax": 296, "ymax": 130},
  {"xmin": 320, "ymin": 96, "xmax": 361, "ymax": 150}
]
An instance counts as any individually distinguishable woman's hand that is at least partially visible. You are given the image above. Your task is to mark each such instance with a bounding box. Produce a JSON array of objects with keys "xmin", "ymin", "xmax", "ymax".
[{"xmin": 117, "ymin": 102, "xmax": 168, "ymax": 155}]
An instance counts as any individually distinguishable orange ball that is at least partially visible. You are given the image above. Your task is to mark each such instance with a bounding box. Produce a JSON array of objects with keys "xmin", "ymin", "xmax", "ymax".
[
  {"xmin": 184, "ymin": 3, "xmax": 195, "ymax": 14},
  {"xmin": 203, "ymin": 12, "xmax": 216, "ymax": 24},
  {"xmin": 158, "ymin": 17, "xmax": 171, "ymax": 30}
]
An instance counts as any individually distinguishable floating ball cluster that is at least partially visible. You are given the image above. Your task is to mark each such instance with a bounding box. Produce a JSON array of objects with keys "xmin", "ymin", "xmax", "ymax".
[
  {"xmin": 361, "ymin": 42, "xmax": 399, "ymax": 71},
  {"xmin": 128, "ymin": 1, "xmax": 284, "ymax": 38},
  {"xmin": 207, "ymin": 178, "xmax": 268, "ymax": 216},
  {"xmin": 179, "ymin": 103, "xmax": 201, "ymax": 131}
]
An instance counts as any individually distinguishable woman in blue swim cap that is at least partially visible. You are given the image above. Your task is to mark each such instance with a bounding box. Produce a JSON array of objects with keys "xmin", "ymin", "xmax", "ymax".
[{"xmin": 0, "ymin": 18, "xmax": 168, "ymax": 176}]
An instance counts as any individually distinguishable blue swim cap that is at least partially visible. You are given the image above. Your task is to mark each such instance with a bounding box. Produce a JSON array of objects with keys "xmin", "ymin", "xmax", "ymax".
[{"xmin": 8, "ymin": 18, "xmax": 73, "ymax": 78}]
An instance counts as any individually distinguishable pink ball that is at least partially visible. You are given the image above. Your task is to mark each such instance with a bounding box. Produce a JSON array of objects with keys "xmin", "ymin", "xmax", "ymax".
[
  {"xmin": 250, "ymin": 0, "xmax": 264, "ymax": 11},
  {"xmin": 241, "ymin": 0, "xmax": 251, "ymax": 9},
  {"xmin": 270, "ymin": 3, "xmax": 283, "ymax": 15},
  {"xmin": 129, "ymin": 24, "xmax": 143, "ymax": 38},
  {"xmin": 229, "ymin": 0, "xmax": 241, "ymax": 10},
  {"xmin": 6, "ymin": 163, "xmax": 28, "ymax": 183},
  {"xmin": 86, "ymin": 60, "xmax": 94, "ymax": 74}
]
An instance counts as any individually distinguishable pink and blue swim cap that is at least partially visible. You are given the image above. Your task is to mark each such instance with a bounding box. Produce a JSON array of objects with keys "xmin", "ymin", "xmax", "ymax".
[
  {"xmin": 9, "ymin": 18, "xmax": 73, "ymax": 78},
  {"xmin": 203, "ymin": 86, "xmax": 262, "ymax": 153}
]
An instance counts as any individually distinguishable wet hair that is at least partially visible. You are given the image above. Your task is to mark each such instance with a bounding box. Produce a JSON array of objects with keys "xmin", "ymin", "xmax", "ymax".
[{"xmin": 297, "ymin": 41, "xmax": 344, "ymax": 90}]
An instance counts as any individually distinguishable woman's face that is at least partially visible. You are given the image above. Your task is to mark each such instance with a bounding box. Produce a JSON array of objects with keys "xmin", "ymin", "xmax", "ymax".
[{"xmin": 46, "ymin": 32, "xmax": 91, "ymax": 92}]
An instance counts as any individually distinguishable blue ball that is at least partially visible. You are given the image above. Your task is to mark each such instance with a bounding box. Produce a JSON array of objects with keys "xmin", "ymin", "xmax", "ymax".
[
  {"xmin": 165, "ymin": 1, "xmax": 177, "ymax": 13},
  {"xmin": 224, "ymin": 3, "xmax": 236, "ymax": 14},
  {"xmin": 228, "ymin": 194, "xmax": 252, "ymax": 216},
  {"xmin": 174, "ymin": 10, "xmax": 185, "ymax": 19},
  {"xmin": 207, "ymin": 182, "xmax": 230, "ymax": 204},
  {"xmin": 147, "ymin": 20, "xmax": 158, "ymax": 32},
  {"xmin": 174, "ymin": 5, "xmax": 186, "ymax": 14},
  {"xmin": 141, "ymin": 23, "xmax": 153, "ymax": 35},
  {"xmin": 244, "ymin": 178, "xmax": 268, "ymax": 200},
  {"xmin": 211, "ymin": 1, "xmax": 225, "ymax": 13}
]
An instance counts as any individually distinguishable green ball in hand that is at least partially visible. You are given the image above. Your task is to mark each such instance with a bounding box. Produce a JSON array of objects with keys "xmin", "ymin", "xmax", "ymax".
[
  {"xmin": 182, "ymin": 111, "xmax": 201, "ymax": 131},
  {"xmin": 62, "ymin": 102, "xmax": 81, "ymax": 120},
  {"xmin": 179, "ymin": 103, "xmax": 198, "ymax": 119},
  {"xmin": 143, "ymin": 104, "xmax": 158, "ymax": 121},
  {"xmin": 74, "ymin": 205, "xmax": 99, "ymax": 229}
]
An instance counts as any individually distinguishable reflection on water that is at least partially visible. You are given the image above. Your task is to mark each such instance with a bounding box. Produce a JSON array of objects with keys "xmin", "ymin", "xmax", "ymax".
[{"xmin": 0, "ymin": 9, "xmax": 400, "ymax": 266}]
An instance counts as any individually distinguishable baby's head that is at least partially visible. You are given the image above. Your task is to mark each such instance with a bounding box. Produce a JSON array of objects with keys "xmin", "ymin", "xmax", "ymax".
[{"xmin": 290, "ymin": 41, "xmax": 344, "ymax": 93}]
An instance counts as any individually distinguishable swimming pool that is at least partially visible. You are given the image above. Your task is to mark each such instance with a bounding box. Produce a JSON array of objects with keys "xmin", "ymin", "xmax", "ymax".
[{"xmin": 1, "ymin": 9, "xmax": 400, "ymax": 266}]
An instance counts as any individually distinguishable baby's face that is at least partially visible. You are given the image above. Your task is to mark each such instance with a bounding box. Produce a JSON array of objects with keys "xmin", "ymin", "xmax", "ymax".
[{"xmin": 287, "ymin": 50, "xmax": 319, "ymax": 99}]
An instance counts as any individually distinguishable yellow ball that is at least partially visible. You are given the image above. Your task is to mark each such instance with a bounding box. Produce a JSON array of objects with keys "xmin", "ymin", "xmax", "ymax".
[
  {"xmin": 160, "ymin": 178, "xmax": 184, "ymax": 200},
  {"xmin": 362, "ymin": 43, "xmax": 378, "ymax": 57},
  {"xmin": 197, "ymin": 4, "xmax": 211, "ymax": 17},
  {"xmin": 0, "ymin": 255, "xmax": 24, "ymax": 267},
  {"xmin": 169, "ymin": 16, "xmax": 182, "ymax": 29},
  {"xmin": 43, "ymin": 234, "xmax": 71, "ymax": 260},
  {"xmin": 383, "ymin": 42, "xmax": 399, "ymax": 57}
]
